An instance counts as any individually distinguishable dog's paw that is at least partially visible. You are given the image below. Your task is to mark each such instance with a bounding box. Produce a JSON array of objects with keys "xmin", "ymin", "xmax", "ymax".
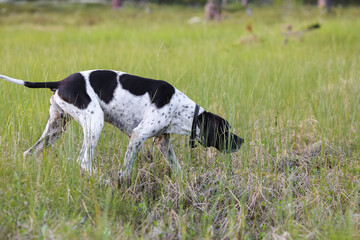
[
  {"xmin": 118, "ymin": 170, "xmax": 131, "ymax": 188},
  {"xmin": 77, "ymin": 158, "xmax": 97, "ymax": 175},
  {"xmin": 23, "ymin": 150, "xmax": 31, "ymax": 159}
]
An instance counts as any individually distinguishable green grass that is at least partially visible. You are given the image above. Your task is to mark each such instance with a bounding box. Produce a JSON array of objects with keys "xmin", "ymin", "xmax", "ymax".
[{"xmin": 0, "ymin": 3, "xmax": 359, "ymax": 239}]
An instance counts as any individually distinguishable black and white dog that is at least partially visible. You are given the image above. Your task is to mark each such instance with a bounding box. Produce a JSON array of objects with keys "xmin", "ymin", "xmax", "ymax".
[{"xmin": 0, "ymin": 70, "xmax": 243, "ymax": 180}]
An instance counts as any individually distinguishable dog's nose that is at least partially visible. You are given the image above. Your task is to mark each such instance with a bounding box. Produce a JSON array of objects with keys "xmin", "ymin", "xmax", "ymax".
[
  {"xmin": 217, "ymin": 134, "xmax": 243, "ymax": 153},
  {"xmin": 230, "ymin": 134, "xmax": 244, "ymax": 153}
]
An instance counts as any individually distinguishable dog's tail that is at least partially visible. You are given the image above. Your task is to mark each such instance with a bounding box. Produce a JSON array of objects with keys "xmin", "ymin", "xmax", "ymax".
[{"xmin": 0, "ymin": 74, "xmax": 59, "ymax": 91}]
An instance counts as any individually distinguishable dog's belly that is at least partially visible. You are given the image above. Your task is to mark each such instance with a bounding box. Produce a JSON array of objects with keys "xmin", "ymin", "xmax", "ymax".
[
  {"xmin": 104, "ymin": 110, "xmax": 142, "ymax": 136},
  {"xmin": 101, "ymin": 93, "xmax": 149, "ymax": 136}
]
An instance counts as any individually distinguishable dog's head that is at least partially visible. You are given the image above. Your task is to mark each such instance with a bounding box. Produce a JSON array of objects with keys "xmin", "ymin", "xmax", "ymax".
[{"xmin": 197, "ymin": 111, "xmax": 243, "ymax": 153}]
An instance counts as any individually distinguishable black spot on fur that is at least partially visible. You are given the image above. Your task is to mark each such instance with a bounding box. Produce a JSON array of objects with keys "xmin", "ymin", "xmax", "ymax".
[
  {"xmin": 89, "ymin": 70, "xmax": 118, "ymax": 104},
  {"xmin": 119, "ymin": 74, "xmax": 175, "ymax": 108},
  {"xmin": 58, "ymin": 73, "xmax": 91, "ymax": 109}
]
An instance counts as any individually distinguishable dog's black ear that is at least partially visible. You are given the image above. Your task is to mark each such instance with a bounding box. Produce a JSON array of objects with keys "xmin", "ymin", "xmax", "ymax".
[
  {"xmin": 228, "ymin": 133, "xmax": 244, "ymax": 153},
  {"xmin": 197, "ymin": 111, "xmax": 216, "ymax": 148},
  {"xmin": 197, "ymin": 111, "xmax": 227, "ymax": 149}
]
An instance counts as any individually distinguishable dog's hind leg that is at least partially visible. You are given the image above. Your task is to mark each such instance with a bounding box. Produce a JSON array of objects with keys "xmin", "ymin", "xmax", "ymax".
[
  {"xmin": 73, "ymin": 105, "xmax": 104, "ymax": 174},
  {"xmin": 76, "ymin": 116, "xmax": 103, "ymax": 173},
  {"xmin": 53, "ymin": 94, "xmax": 104, "ymax": 174},
  {"xmin": 23, "ymin": 99, "xmax": 68, "ymax": 158},
  {"xmin": 155, "ymin": 134, "xmax": 182, "ymax": 176}
]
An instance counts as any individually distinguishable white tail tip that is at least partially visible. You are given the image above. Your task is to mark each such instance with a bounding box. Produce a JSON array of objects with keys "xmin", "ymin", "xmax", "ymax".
[{"xmin": 0, "ymin": 74, "xmax": 25, "ymax": 86}]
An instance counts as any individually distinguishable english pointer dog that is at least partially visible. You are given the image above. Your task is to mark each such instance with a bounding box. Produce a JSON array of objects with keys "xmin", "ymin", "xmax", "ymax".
[{"xmin": 0, "ymin": 70, "xmax": 243, "ymax": 181}]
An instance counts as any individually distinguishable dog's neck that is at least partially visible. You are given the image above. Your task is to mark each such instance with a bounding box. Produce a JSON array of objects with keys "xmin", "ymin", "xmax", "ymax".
[
  {"xmin": 189, "ymin": 104, "xmax": 200, "ymax": 148},
  {"xmin": 168, "ymin": 89, "xmax": 204, "ymax": 136}
]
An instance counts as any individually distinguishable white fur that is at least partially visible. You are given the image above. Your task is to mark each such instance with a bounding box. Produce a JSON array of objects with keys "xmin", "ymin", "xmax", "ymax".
[{"xmin": 0, "ymin": 74, "xmax": 25, "ymax": 86}]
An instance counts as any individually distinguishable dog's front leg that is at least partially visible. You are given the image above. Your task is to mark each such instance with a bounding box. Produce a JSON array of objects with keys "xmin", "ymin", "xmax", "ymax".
[
  {"xmin": 155, "ymin": 134, "xmax": 182, "ymax": 177},
  {"xmin": 118, "ymin": 121, "xmax": 157, "ymax": 185},
  {"xmin": 118, "ymin": 132, "xmax": 146, "ymax": 182}
]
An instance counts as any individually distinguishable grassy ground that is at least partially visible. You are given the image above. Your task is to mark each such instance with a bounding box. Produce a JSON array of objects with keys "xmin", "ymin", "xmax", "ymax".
[{"xmin": 0, "ymin": 2, "xmax": 359, "ymax": 239}]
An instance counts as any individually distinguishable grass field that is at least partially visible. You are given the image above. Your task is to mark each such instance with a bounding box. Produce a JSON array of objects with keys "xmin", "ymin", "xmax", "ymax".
[{"xmin": 0, "ymin": 2, "xmax": 359, "ymax": 239}]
